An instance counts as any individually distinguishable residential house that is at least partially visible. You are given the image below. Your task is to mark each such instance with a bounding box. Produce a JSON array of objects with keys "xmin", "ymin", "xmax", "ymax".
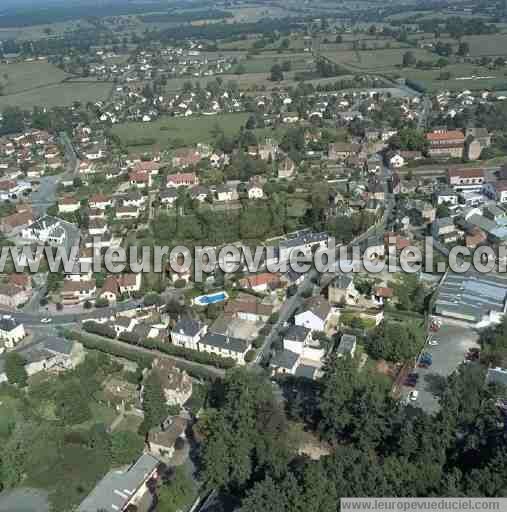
[
  {"xmin": 216, "ymin": 184, "xmax": 238, "ymax": 202},
  {"xmin": 77, "ymin": 454, "xmax": 159, "ymax": 512},
  {"xmin": 0, "ymin": 316, "xmax": 25, "ymax": 349},
  {"xmin": 89, "ymin": 194, "xmax": 113, "ymax": 210},
  {"xmin": 337, "ymin": 333, "xmax": 357, "ymax": 358},
  {"xmin": 171, "ymin": 318, "xmax": 207, "ymax": 351},
  {"xmin": 160, "ymin": 188, "xmax": 178, "ymax": 207},
  {"xmin": 129, "ymin": 170, "xmax": 152, "ymax": 189},
  {"xmin": 432, "ymin": 217, "xmax": 460, "ymax": 243},
  {"xmin": 171, "ymin": 148, "xmax": 202, "ymax": 169},
  {"xmin": 435, "ymin": 189, "xmax": 459, "ymax": 206},
  {"xmin": 278, "ymin": 157, "xmax": 295, "ymax": 178},
  {"xmin": 0, "ymin": 336, "xmax": 84, "ymax": 383},
  {"xmin": 483, "ymin": 180, "xmax": 507, "ymax": 203},
  {"xmin": 0, "ymin": 210, "xmax": 33, "ymax": 235},
  {"xmin": 247, "ymin": 183, "xmax": 264, "ymax": 199},
  {"xmin": 239, "ymin": 272, "xmax": 281, "ymax": 293},
  {"xmin": 166, "ymin": 172, "xmax": 199, "ymax": 188},
  {"xmin": 328, "ymin": 142, "xmax": 361, "ymax": 161},
  {"xmin": 426, "ymin": 130, "xmax": 465, "ymax": 158},
  {"xmin": 116, "ymin": 206, "xmax": 140, "ymax": 219},
  {"xmin": 148, "ymin": 417, "xmax": 187, "ymax": 459},
  {"xmin": 199, "ymin": 332, "xmax": 251, "ymax": 365},
  {"xmin": 21, "ymin": 216, "xmax": 67, "ymax": 245},
  {"xmin": 150, "ymin": 358, "xmax": 192, "ymax": 406},
  {"xmin": 388, "ymin": 153, "xmax": 405, "ymax": 168},
  {"xmin": 295, "ymin": 296, "xmax": 332, "ymax": 332},
  {"xmin": 118, "ymin": 273, "xmax": 141, "ymax": 295},
  {"xmin": 278, "ymin": 231, "xmax": 329, "ymax": 262},
  {"xmin": 58, "ymin": 196, "xmax": 81, "ymax": 214},
  {"xmin": 328, "ymin": 274, "xmax": 360, "ymax": 305},
  {"xmin": 448, "ymin": 167, "xmax": 484, "ymax": 191},
  {"xmin": 61, "ymin": 280, "xmax": 97, "ymax": 305}
]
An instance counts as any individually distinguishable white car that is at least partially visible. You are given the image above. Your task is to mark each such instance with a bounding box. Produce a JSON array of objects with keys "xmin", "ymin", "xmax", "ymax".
[
  {"xmin": 409, "ymin": 390, "xmax": 419, "ymax": 401},
  {"xmin": 40, "ymin": 317, "xmax": 52, "ymax": 324}
]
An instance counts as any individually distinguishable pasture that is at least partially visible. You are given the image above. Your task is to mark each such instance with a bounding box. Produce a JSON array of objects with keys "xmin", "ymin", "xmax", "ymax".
[
  {"xmin": 111, "ymin": 112, "xmax": 250, "ymax": 152},
  {"xmin": 0, "ymin": 61, "xmax": 70, "ymax": 95},
  {"xmin": 323, "ymin": 47, "xmax": 438, "ymax": 72},
  {"xmin": 403, "ymin": 63, "xmax": 507, "ymax": 92},
  {"xmin": 0, "ymin": 81, "xmax": 113, "ymax": 109}
]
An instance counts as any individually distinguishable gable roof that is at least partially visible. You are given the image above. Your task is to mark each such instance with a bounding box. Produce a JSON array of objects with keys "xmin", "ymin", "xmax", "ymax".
[{"xmin": 77, "ymin": 454, "xmax": 159, "ymax": 512}]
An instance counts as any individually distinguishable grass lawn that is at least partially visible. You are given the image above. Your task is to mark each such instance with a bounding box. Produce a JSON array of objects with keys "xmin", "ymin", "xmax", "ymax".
[
  {"xmin": 0, "ymin": 81, "xmax": 113, "ymax": 109},
  {"xmin": 115, "ymin": 414, "xmax": 143, "ymax": 433},
  {"xmin": 462, "ymin": 33, "xmax": 507, "ymax": 57},
  {"xmin": 0, "ymin": 61, "xmax": 70, "ymax": 95},
  {"xmin": 112, "ymin": 112, "xmax": 249, "ymax": 152},
  {"xmin": 0, "ymin": 395, "xmax": 19, "ymax": 437}
]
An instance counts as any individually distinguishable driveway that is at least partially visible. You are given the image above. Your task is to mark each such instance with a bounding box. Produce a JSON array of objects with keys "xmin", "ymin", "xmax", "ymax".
[{"xmin": 401, "ymin": 319, "xmax": 480, "ymax": 412}]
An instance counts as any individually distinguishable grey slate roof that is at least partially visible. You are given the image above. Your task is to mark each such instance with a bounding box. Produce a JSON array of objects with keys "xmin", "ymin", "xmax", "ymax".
[
  {"xmin": 0, "ymin": 316, "xmax": 20, "ymax": 332},
  {"xmin": 77, "ymin": 453, "xmax": 159, "ymax": 512},
  {"xmin": 270, "ymin": 349, "xmax": 299, "ymax": 370},
  {"xmin": 487, "ymin": 367, "xmax": 507, "ymax": 387},
  {"xmin": 331, "ymin": 274, "xmax": 353, "ymax": 290},
  {"xmin": 338, "ymin": 334, "xmax": 357, "ymax": 356},
  {"xmin": 200, "ymin": 332, "xmax": 250, "ymax": 354},
  {"xmin": 173, "ymin": 318, "xmax": 203, "ymax": 337},
  {"xmin": 284, "ymin": 325, "xmax": 310, "ymax": 343},
  {"xmin": 295, "ymin": 364, "xmax": 318, "ymax": 379}
]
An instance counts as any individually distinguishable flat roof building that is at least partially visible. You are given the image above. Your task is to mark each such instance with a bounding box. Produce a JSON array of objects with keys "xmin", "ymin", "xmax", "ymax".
[{"xmin": 434, "ymin": 271, "xmax": 507, "ymax": 326}]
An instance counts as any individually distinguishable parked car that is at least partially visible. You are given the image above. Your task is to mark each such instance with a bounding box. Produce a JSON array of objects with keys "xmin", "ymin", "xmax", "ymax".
[{"xmin": 409, "ymin": 390, "xmax": 419, "ymax": 401}]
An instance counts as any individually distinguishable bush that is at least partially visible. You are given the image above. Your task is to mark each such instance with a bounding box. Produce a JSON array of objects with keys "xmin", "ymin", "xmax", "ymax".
[
  {"xmin": 173, "ymin": 279, "xmax": 187, "ymax": 289},
  {"xmin": 245, "ymin": 349, "xmax": 256, "ymax": 363},
  {"xmin": 95, "ymin": 297, "xmax": 109, "ymax": 308},
  {"xmin": 83, "ymin": 321, "xmax": 117, "ymax": 339}
]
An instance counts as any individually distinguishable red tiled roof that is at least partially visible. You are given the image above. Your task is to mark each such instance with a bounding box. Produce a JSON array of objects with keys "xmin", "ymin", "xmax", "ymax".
[
  {"xmin": 448, "ymin": 167, "xmax": 484, "ymax": 178},
  {"xmin": 426, "ymin": 130, "xmax": 465, "ymax": 142},
  {"xmin": 239, "ymin": 272, "xmax": 281, "ymax": 289}
]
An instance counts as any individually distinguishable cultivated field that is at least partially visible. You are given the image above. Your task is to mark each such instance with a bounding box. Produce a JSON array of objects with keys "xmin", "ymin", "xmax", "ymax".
[{"xmin": 111, "ymin": 112, "xmax": 250, "ymax": 152}]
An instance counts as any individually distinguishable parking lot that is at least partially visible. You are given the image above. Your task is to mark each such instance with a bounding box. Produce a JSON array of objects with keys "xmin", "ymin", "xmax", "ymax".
[{"xmin": 401, "ymin": 318, "xmax": 480, "ymax": 413}]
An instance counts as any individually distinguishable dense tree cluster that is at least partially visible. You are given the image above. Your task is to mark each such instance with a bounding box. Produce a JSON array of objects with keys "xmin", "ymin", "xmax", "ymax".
[{"xmin": 199, "ymin": 359, "xmax": 507, "ymax": 511}]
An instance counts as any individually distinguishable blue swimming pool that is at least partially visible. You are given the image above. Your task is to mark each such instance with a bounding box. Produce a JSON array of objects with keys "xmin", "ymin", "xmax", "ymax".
[{"xmin": 193, "ymin": 291, "xmax": 228, "ymax": 306}]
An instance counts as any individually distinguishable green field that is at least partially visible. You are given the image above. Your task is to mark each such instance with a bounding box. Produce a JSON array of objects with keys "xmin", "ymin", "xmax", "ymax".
[
  {"xmin": 403, "ymin": 63, "xmax": 507, "ymax": 92},
  {"xmin": 0, "ymin": 81, "xmax": 113, "ymax": 109},
  {"xmin": 0, "ymin": 61, "xmax": 70, "ymax": 95},
  {"xmin": 462, "ymin": 33, "xmax": 507, "ymax": 57},
  {"xmin": 323, "ymin": 47, "xmax": 438, "ymax": 72},
  {"xmin": 112, "ymin": 112, "xmax": 250, "ymax": 151}
]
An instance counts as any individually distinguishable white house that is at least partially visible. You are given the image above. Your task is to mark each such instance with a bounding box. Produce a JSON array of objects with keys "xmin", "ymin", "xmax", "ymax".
[
  {"xmin": 247, "ymin": 184, "xmax": 264, "ymax": 199},
  {"xmin": 21, "ymin": 216, "xmax": 66, "ymax": 246},
  {"xmin": 199, "ymin": 332, "xmax": 251, "ymax": 365},
  {"xmin": 58, "ymin": 196, "xmax": 81, "ymax": 214},
  {"xmin": 0, "ymin": 316, "xmax": 25, "ymax": 349},
  {"xmin": 389, "ymin": 153, "xmax": 405, "ymax": 168},
  {"xmin": 294, "ymin": 297, "xmax": 332, "ymax": 332},
  {"xmin": 171, "ymin": 318, "xmax": 207, "ymax": 351}
]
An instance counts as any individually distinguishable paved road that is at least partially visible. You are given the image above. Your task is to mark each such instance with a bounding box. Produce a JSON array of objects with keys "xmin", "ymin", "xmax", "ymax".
[
  {"xmin": 254, "ymin": 163, "xmax": 395, "ymax": 367},
  {"xmin": 401, "ymin": 320, "xmax": 479, "ymax": 412},
  {"xmin": 0, "ymin": 299, "xmax": 143, "ymax": 327}
]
